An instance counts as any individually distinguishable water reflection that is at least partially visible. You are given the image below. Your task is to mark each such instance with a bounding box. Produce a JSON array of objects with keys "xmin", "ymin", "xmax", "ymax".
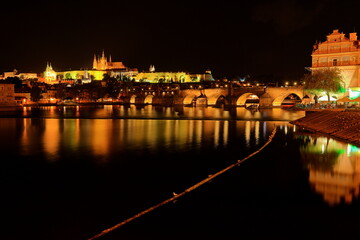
[
  {"xmin": 6, "ymin": 118, "xmax": 282, "ymax": 163},
  {"xmin": 1, "ymin": 105, "xmax": 305, "ymax": 121},
  {"xmin": 297, "ymin": 134, "xmax": 360, "ymax": 206}
]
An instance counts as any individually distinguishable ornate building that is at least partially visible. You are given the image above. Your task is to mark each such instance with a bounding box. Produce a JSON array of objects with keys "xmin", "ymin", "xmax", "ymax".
[
  {"xmin": 312, "ymin": 29, "xmax": 360, "ymax": 99},
  {"xmin": 43, "ymin": 62, "xmax": 58, "ymax": 84},
  {"xmin": 93, "ymin": 51, "xmax": 126, "ymax": 70}
]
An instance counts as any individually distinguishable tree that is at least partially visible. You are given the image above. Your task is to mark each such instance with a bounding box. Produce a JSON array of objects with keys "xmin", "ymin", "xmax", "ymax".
[
  {"xmin": 302, "ymin": 68, "xmax": 345, "ymax": 103},
  {"xmin": 6, "ymin": 76, "xmax": 22, "ymax": 88},
  {"xmin": 105, "ymin": 77, "xmax": 120, "ymax": 98},
  {"xmin": 65, "ymin": 73, "xmax": 72, "ymax": 80},
  {"xmin": 56, "ymin": 84, "xmax": 68, "ymax": 100},
  {"xmin": 30, "ymin": 86, "xmax": 42, "ymax": 102}
]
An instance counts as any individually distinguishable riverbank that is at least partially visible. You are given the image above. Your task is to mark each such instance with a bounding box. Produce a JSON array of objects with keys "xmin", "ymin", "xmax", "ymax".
[{"xmin": 290, "ymin": 110, "xmax": 360, "ymax": 146}]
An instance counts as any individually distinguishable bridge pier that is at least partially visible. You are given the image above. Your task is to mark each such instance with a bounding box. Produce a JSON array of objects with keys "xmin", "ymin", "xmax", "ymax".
[{"xmin": 259, "ymin": 93, "xmax": 273, "ymax": 108}]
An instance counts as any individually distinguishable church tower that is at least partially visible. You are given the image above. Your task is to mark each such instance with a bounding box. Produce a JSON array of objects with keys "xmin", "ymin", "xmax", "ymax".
[
  {"xmin": 44, "ymin": 62, "xmax": 57, "ymax": 84},
  {"xmin": 93, "ymin": 54, "xmax": 98, "ymax": 69},
  {"xmin": 98, "ymin": 50, "xmax": 108, "ymax": 70},
  {"xmin": 149, "ymin": 65, "xmax": 155, "ymax": 72}
]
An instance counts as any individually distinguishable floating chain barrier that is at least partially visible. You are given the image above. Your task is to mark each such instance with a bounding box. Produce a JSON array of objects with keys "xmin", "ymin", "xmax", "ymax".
[{"xmin": 88, "ymin": 127, "xmax": 277, "ymax": 240}]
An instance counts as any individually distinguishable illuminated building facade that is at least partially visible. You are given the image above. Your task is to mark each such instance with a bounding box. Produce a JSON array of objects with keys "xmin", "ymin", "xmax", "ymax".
[
  {"xmin": 3, "ymin": 69, "xmax": 38, "ymax": 80},
  {"xmin": 134, "ymin": 69, "xmax": 214, "ymax": 83},
  {"xmin": 312, "ymin": 29, "xmax": 360, "ymax": 98},
  {"xmin": 43, "ymin": 63, "xmax": 58, "ymax": 84},
  {"xmin": 0, "ymin": 83, "xmax": 15, "ymax": 105},
  {"xmin": 57, "ymin": 69, "xmax": 106, "ymax": 82},
  {"xmin": 93, "ymin": 51, "xmax": 126, "ymax": 70}
]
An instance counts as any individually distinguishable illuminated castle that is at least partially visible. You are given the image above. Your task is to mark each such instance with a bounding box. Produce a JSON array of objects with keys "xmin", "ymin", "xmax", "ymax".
[{"xmin": 93, "ymin": 50, "xmax": 126, "ymax": 70}]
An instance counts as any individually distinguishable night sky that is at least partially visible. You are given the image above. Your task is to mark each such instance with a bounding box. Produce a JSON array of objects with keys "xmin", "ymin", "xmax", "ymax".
[{"xmin": 1, "ymin": 0, "xmax": 359, "ymax": 80}]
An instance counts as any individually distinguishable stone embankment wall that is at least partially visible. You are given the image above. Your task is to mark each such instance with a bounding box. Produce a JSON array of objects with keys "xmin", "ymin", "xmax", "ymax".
[{"xmin": 290, "ymin": 110, "xmax": 360, "ymax": 146}]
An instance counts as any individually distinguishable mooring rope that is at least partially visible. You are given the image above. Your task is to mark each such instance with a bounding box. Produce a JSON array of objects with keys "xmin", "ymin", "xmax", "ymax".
[{"xmin": 87, "ymin": 127, "xmax": 277, "ymax": 240}]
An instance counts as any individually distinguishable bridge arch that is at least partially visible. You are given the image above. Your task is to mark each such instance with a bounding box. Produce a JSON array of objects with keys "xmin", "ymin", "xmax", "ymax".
[
  {"xmin": 144, "ymin": 95, "xmax": 154, "ymax": 104},
  {"xmin": 130, "ymin": 95, "xmax": 137, "ymax": 104},
  {"xmin": 207, "ymin": 94, "xmax": 226, "ymax": 105},
  {"xmin": 183, "ymin": 94, "xmax": 197, "ymax": 105},
  {"xmin": 272, "ymin": 93, "xmax": 302, "ymax": 107},
  {"xmin": 215, "ymin": 95, "xmax": 227, "ymax": 106},
  {"xmin": 236, "ymin": 93, "xmax": 260, "ymax": 106}
]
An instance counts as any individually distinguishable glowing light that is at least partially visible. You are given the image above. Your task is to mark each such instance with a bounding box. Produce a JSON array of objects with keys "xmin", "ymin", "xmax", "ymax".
[
  {"xmin": 349, "ymin": 88, "xmax": 360, "ymax": 99},
  {"xmin": 318, "ymin": 95, "xmax": 337, "ymax": 101}
]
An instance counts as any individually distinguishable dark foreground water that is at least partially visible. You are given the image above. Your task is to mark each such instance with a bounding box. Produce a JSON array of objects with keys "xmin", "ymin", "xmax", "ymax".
[{"xmin": 1, "ymin": 106, "xmax": 359, "ymax": 240}]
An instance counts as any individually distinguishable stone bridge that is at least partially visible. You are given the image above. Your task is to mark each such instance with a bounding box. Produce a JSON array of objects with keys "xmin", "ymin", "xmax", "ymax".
[{"xmin": 121, "ymin": 86, "xmax": 306, "ymax": 108}]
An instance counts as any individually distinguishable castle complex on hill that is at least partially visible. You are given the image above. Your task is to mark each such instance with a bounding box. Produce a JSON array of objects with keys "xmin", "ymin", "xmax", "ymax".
[{"xmin": 41, "ymin": 51, "xmax": 213, "ymax": 85}]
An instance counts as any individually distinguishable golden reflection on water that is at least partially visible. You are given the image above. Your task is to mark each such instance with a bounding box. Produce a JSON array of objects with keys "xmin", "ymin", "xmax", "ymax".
[
  {"xmin": 91, "ymin": 119, "xmax": 112, "ymax": 157},
  {"xmin": 15, "ymin": 119, "xmax": 283, "ymax": 163},
  {"xmin": 255, "ymin": 121, "xmax": 260, "ymax": 144},
  {"xmin": 245, "ymin": 121, "xmax": 251, "ymax": 146},
  {"xmin": 298, "ymin": 135, "xmax": 360, "ymax": 206},
  {"xmin": 43, "ymin": 119, "xmax": 59, "ymax": 160}
]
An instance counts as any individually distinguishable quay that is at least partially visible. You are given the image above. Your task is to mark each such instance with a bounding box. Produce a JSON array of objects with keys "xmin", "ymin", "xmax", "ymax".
[{"xmin": 290, "ymin": 110, "xmax": 360, "ymax": 146}]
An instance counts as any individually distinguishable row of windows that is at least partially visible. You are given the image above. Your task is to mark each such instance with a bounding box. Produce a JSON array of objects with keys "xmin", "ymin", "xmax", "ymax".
[
  {"xmin": 0, "ymin": 86, "xmax": 13, "ymax": 90},
  {"xmin": 0, "ymin": 97, "xmax": 13, "ymax": 102},
  {"xmin": 314, "ymin": 56, "xmax": 357, "ymax": 63}
]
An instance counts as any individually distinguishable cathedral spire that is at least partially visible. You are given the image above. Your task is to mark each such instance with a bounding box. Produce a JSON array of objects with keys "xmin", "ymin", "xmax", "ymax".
[
  {"xmin": 93, "ymin": 54, "xmax": 98, "ymax": 69},
  {"xmin": 149, "ymin": 65, "xmax": 155, "ymax": 72}
]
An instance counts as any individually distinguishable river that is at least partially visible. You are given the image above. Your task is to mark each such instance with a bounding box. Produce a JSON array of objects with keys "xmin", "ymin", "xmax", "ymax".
[{"xmin": 1, "ymin": 106, "xmax": 359, "ymax": 240}]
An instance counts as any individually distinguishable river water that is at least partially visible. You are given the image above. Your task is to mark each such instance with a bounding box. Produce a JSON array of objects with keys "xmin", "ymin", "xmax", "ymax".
[{"xmin": 1, "ymin": 106, "xmax": 359, "ymax": 240}]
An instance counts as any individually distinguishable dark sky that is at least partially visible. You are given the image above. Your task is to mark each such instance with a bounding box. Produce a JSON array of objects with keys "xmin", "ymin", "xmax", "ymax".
[{"xmin": 1, "ymin": 0, "xmax": 359, "ymax": 80}]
